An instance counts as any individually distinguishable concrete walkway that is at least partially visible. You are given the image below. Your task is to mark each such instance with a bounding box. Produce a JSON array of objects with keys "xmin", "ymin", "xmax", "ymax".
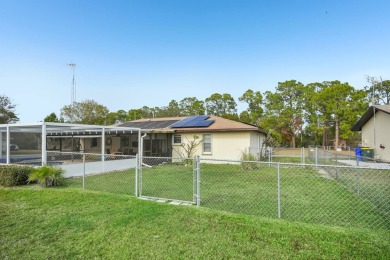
[{"xmin": 338, "ymin": 160, "xmax": 390, "ymax": 169}]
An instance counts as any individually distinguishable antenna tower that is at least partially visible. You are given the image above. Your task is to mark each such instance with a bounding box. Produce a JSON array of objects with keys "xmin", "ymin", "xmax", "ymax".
[
  {"xmin": 67, "ymin": 63, "xmax": 76, "ymax": 105},
  {"xmin": 365, "ymin": 75, "xmax": 376, "ymax": 106}
]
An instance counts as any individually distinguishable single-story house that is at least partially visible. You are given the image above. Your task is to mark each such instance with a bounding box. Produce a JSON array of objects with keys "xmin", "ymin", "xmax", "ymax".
[
  {"xmin": 115, "ymin": 115, "xmax": 267, "ymax": 161},
  {"xmin": 352, "ymin": 105, "xmax": 390, "ymax": 162},
  {"xmin": 1, "ymin": 117, "xmax": 266, "ymax": 164}
]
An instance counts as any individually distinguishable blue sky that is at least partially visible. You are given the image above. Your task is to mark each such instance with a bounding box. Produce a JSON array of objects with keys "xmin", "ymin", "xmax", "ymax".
[{"xmin": 1, "ymin": 0, "xmax": 389, "ymax": 122}]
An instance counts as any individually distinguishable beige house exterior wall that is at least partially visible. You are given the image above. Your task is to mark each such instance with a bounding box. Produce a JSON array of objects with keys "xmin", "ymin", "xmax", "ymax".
[
  {"xmin": 361, "ymin": 111, "xmax": 390, "ymax": 161},
  {"xmin": 172, "ymin": 131, "xmax": 264, "ymax": 161}
]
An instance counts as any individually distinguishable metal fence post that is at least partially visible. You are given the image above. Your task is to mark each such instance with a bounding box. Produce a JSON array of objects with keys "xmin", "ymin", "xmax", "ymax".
[
  {"xmin": 315, "ymin": 147, "xmax": 318, "ymax": 167},
  {"xmin": 196, "ymin": 156, "xmax": 201, "ymax": 207},
  {"xmin": 82, "ymin": 154, "xmax": 86, "ymax": 189},
  {"xmin": 277, "ymin": 163, "xmax": 281, "ymax": 219},
  {"xmin": 193, "ymin": 156, "xmax": 197, "ymax": 204},
  {"xmin": 139, "ymin": 154, "xmax": 143, "ymax": 197},
  {"xmin": 135, "ymin": 154, "xmax": 139, "ymax": 197}
]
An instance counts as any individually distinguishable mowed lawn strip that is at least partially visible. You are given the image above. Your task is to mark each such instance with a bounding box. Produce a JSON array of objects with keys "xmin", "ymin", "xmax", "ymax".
[{"xmin": 1, "ymin": 187, "xmax": 389, "ymax": 259}]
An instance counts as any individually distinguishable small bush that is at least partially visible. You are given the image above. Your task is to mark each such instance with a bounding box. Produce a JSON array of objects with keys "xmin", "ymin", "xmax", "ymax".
[
  {"xmin": 28, "ymin": 165, "xmax": 65, "ymax": 187},
  {"xmin": 240, "ymin": 150, "xmax": 260, "ymax": 170},
  {"xmin": 0, "ymin": 165, "xmax": 34, "ymax": 187}
]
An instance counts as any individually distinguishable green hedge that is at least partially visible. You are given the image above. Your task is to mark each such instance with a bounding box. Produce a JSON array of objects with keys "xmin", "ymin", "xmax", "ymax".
[{"xmin": 0, "ymin": 165, "xmax": 34, "ymax": 187}]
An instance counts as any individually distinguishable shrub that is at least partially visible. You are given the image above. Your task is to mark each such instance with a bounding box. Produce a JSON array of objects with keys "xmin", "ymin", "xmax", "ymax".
[
  {"xmin": 28, "ymin": 165, "xmax": 65, "ymax": 187},
  {"xmin": 240, "ymin": 150, "xmax": 260, "ymax": 170},
  {"xmin": 0, "ymin": 165, "xmax": 34, "ymax": 187}
]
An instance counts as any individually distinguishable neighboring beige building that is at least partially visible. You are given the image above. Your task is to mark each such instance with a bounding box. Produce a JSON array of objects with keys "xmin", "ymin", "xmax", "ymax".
[
  {"xmin": 119, "ymin": 115, "xmax": 267, "ymax": 160},
  {"xmin": 352, "ymin": 105, "xmax": 390, "ymax": 162}
]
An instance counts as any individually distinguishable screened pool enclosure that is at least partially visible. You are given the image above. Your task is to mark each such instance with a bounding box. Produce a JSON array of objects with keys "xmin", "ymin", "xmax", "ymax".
[{"xmin": 0, "ymin": 122, "xmax": 141, "ymax": 166}]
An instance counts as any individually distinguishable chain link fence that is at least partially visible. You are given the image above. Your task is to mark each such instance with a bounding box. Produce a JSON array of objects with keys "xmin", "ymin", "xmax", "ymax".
[
  {"xmin": 137, "ymin": 156, "xmax": 197, "ymax": 204},
  {"xmin": 199, "ymin": 159, "xmax": 389, "ymax": 230},
  {"xmin": 249, "ymin": 146, "xmax": 355, "ymax": 165},
  {"xmin": 12, "ymin": 151, "xmax": 389, "ymax": 230},
  {"xmin": 47, "ymin": 151, "xmax": 137, "ymax": 195},
  {"xmin": 251, "ymin": 146, "xmax": 383, "ymax": 167}
]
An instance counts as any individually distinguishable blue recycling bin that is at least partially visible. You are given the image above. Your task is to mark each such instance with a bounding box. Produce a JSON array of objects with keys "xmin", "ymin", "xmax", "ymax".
[{"xmin": 354, "ymin": 147, "xmax": 363, "ymax": 161}]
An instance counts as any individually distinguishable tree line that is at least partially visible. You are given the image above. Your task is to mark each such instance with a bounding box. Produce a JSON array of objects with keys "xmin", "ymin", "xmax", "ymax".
[{"xmin": 2, "ymin": 79, "xmax": 389, "ymax": 148}]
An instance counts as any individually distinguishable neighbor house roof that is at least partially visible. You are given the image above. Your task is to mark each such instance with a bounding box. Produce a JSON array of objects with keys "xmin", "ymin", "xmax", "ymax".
[
  {"xmin": 352, "ymin": 105, "xmax": 390, "ymax": 131},
  {"xmin": 118, "ymin": 115, "xmax": 266, "ymax": 134}
]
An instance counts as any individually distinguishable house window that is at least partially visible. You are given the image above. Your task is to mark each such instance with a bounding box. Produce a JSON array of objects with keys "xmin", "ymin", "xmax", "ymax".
[
  {"xmin": 173, "ymin": 134, "xmax": 181, "ymax": 144},
  {"xmin": 203, "ymin": 134, "xmax": 212, "ymax": 153},
  {"xmin": 91, "ymin": 138, "xmax": 98, "ymax": 148}
]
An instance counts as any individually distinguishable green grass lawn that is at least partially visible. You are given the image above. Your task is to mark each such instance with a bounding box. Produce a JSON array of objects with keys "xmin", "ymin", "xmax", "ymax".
[
  {"xmin": 65, "ymin": 169, "xmax": 136, "ymax": 196},
  {"xmin": 1, "ymin": 187, "xmax": 389, "ymax": 259},
  {"xmin": 65, "ymin": 162, "xmax": 390, "ymax": 230}
]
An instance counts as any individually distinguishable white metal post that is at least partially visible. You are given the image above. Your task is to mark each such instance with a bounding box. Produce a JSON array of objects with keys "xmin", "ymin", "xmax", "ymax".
[
  {"xmin": 41, "ymin": 123, "xmax": 47, "ymax": 165},
  {"xmin": 315, "ymin": 147, "xmax": 318, "ymax": 167},
  {"xmin": 6, "ymin": 125, "xmax": 10, "ymax": 164},
  {"xmin": 138, "ymin": 131, "xmax": 142, "ymax": 157},
  {"xmin": 139, "ymin": 155, "xmax": 142, "ymax": 197},
  {"xmin": 82, "ymin": 154, "xmax": 86, "ymax": 189},
  {"xmin": 101, "ymin": 127, "xmax": 105, "ymax": 172},
  {"xmin": 135, "ymin": 154, "xmax": 139, "ymax": 197}
]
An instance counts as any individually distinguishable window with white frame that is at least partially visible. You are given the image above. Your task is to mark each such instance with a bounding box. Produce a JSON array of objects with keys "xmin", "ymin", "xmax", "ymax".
[
  {"xmin": 173, "ymin": 134, "xmax": 182, "ymax": 144},
  {"xmin": 203, "ymin": 134, "xmax": 212, "ymax": 153}
]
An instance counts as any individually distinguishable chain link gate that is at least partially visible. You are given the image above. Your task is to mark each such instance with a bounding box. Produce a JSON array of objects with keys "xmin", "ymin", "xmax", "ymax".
[{"xmin": 137, "ymin": 156, "xmax": 200, "ymax": 205}]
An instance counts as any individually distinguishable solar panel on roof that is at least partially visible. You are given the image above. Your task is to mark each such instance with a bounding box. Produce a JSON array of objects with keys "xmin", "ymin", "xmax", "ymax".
[
  {"xmin": 192, "ymin": 121, "xmax": 214, "ymax": 127},
  {"xmin": 170, "ymin": 116, "xmax": 197, "ymax": 127},
  {"xmin": 171, "ymin": 115, "xmax": 214, "ymax": 128}
]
